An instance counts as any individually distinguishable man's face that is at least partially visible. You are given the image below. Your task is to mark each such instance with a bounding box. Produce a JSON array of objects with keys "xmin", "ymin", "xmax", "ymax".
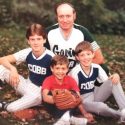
[{"xmin": 56, "ymin": 4, "xmax": 76, "ymax": 31}]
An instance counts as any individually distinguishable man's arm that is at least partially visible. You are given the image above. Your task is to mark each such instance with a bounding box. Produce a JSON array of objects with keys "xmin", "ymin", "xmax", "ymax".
[
  {"xmin": 93, "ymin": 48, "xmax": 105, "ymax": 64},
  {"xmin": 75, "ymin": 24, "xmax": 105, "ymax": 65},
  {"xmin": 42, "ymin": 89, "xmax": 54, "ymax": 104}
]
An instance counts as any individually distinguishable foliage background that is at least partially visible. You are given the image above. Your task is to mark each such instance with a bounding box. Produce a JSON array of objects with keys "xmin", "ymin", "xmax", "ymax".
[{"xmin": 0, "ymin": 0, "xmax": 125, "ymax": 34}]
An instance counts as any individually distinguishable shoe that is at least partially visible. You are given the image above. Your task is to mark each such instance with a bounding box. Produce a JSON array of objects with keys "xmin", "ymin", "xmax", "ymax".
[
  {"xmin": 53, "ymin": 119, "xmax": 70, "ymax": 125},
  {"xmin": 70, "ymin": 116, "xmax": 87, "ymax": 125},
  {"xmin": 0, "ymin": 101, "xmax": 7, "ymax": 111},
  {"xmin": 53, "ymin": 111, "xmax": 70, "ymax": 125},
  {"xmin": 120, "ymin": 109, "xmax": 125, "ymax": 123}
]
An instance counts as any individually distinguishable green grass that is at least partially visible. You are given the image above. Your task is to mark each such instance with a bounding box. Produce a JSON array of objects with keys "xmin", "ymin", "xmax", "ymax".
[{"xmin": 95, "ymin": 34, "xmax": 125, "ymax": 83}]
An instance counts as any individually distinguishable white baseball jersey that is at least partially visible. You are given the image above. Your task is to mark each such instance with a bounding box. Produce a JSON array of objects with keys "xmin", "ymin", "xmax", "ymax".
[{"xmin": 46, "ymin": 23, "xmax": 100, "ymax": 69}]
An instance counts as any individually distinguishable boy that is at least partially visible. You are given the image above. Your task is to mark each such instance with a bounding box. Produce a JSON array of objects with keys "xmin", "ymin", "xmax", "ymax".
[
  {"xmin": 0, "ymin": 23, "xmax": 54, "ymax": 112},
  {"xmin": 69, "ymin": 41, "xmax": 125, "ymax": 123},
  {"xmin": 42, "ymin": 55, "xmax": 94, "ymax": 125}
]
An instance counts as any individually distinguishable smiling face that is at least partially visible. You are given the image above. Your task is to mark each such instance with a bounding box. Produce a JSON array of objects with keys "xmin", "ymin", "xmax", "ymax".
[
  {"xmin": 51, "ymin": 64, "xmax": 68, "ymax": 81},
  {"xmin": 75, "ymin": 41, "xmax": 94, "ymax": 68},
  {"xmin": 50, "ymin": 55, "xmax": 69, "ymax": 82},
  {"xmin": 28, "ymin": 34, "xmax": 46, "ymax": 53},
  {"xmin": 26, "ymin": 24, "xmax": 46, "ymax": 55},
  {"xmin": 76, "ymin": 50, "xmax": 94, "ymax": 67},
  {"xmin": 56, "ymin": 4, "xmax": 76, "ymax": 31}
]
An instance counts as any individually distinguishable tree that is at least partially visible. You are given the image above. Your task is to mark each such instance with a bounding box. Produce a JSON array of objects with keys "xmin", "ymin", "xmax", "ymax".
[{"xmin": 0, "ymin": 0, "xmax": 12, "ymax": 25}]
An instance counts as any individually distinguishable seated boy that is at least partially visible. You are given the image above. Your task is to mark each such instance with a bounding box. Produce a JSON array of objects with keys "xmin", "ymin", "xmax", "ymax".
[
  {"xmin": 42, "ymin": 55, "xmax": 94, "ymax": 125},
  {"xmin": 0, "ymin": 23, "xmax": 54, "ymax": 112},
  {"xmin": 69, "ymin": 41, "xmax": 125, "ymax": 123}
]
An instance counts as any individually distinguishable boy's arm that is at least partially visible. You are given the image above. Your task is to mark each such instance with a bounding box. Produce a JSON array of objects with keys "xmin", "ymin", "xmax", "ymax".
[
  {"xmin": 98, "ymin": 65, "xmax": 120, "ymax": 84},
  {"xmin": 109, "ymin": 73, "xmax": 120, "ymax": 84},
  {"xmin": 78, "ymin": 103, "xmax": 88, "ymax": 115},
  {"xmin": 78, "ymin": 100, "xmax": 95, "ymax": 123},
  {"xmin": 0, "ymin": 55, "xmax": 19, "ymax": 87},
  {"xmin": 76, "ymin": 92, "xmax": 91, "ymax": 115},
  {"xmin": 0, "ymin": 55, "xmax": 17, "ymax": 74},
  {"xmin": 76, "ymin": 91, "xmax": 95, "ymax": 123},
  {"xmin": 42, "ymin": 89, "xmax": 55, "ymax": 104}
]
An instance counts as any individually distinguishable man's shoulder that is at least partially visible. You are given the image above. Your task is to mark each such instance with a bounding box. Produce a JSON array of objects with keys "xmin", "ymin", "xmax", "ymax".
[
  {"xmin": 74, "ymin": 23, "xmax": 94, "ymax": 42},
  {"xmin": 73, "ymin": 23, "xmax": 89, "ymax": 32},
  {"xmin": 46, "ymin": 23, "xmax": 59, "ymax": 33}
]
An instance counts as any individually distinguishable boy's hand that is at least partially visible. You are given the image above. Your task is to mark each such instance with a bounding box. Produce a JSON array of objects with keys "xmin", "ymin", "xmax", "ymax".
[
  {"xmin": 84, "ymin": 112, "xmax": 96, "ymax": 123},
  {"xmin": 109, "ymin": 73, "xmax": 120, "ymax": 85},
  {"xmin": 9, "ymin": 66, "xmax": 20, "ymax": 88}
]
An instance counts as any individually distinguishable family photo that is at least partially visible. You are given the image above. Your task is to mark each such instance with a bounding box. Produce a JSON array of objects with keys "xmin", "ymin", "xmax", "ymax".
[{"xmin": 0, "ymin": 0, "xmax": 125, "ymax": 125}]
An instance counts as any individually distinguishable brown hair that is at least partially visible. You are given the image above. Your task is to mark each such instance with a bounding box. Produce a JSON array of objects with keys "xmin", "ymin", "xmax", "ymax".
[
  {"xmin": 51, "ymin": 55, "xmax": 69, "ymax": 68},
  {"xmin": 26, "ymin": 23, "xmax": 46, "ymax": 39},
  {"xmin": 75, "ymin": 41, "xmax": 93, "ymax": 56},
  {"xmin": 54, "ymin": 2, "xmax": 76, "ymax": 15}
]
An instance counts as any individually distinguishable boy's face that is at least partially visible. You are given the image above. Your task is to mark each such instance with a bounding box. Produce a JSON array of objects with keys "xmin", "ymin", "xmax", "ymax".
[
  {"xmin": 51, "ymin": 64, "xmax": 68, "ymax": 81},
  {"xmin": 76, "ymin": 50, "xmax": 94, "ymax": 67},
  {"xmin": 28, "ymin": 34, "xmax": 46, "ymax": 52}
]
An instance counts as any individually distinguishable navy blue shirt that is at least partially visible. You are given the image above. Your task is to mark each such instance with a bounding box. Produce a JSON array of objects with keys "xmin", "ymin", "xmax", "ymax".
[{"xmin": 26, "ymin": 51, "xmax": 53, "ymax": 86}]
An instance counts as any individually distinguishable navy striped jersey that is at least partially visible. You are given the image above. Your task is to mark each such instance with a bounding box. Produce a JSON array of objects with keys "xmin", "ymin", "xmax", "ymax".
[
  {"xmin": 69, "ymin": 63, "xmax": 108, "ymax": 94},
  {"xmin": 13, "ymin": 48, "xmax": 54, "ymax": 86}
]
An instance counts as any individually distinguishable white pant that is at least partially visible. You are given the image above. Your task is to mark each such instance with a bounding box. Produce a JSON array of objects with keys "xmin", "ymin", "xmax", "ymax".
[
  {"xmin": 0, "ymin": 65, "xmax": 42, "ymax": 112},
  {"xmin": 81, "ymin": 80, "xmax": 125, "ymax": 118}
]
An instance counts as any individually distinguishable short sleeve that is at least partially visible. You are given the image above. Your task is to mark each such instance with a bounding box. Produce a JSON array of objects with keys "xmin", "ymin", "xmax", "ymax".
[
  {"xmin": 42, "ymin": 77, "xmax": 51, "ymax": 90},
  {"xmin": 13, "ymin": 48, "xmax": 32, "ymax": 64},
  {"xmin": 68, "ymin": 76, "xmax": 79, "ymax": 92},
  {"xmin": 97, "ymin": 65, "xmax": 108, "ymax": 83}
]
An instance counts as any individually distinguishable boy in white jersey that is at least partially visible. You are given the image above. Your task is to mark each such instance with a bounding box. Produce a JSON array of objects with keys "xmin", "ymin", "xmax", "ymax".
[
  {"xmin": 69, "ymin": 41, "xmax": 125, "ymax": 123},
  {"xmin": 0, "ymin": 23, "xmax": 54, "ymax": 112}
]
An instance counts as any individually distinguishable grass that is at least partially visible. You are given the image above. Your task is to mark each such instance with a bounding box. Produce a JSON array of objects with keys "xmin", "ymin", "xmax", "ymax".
[{"xmin": 95, "ymin": 34, "xmax": 125, "ymax": 83}]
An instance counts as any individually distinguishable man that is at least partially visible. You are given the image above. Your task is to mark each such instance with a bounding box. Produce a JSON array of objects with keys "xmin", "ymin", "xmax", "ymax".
[{"xmin": 45, "ymin": 2, "xmax": 107, "ymax": 73}]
